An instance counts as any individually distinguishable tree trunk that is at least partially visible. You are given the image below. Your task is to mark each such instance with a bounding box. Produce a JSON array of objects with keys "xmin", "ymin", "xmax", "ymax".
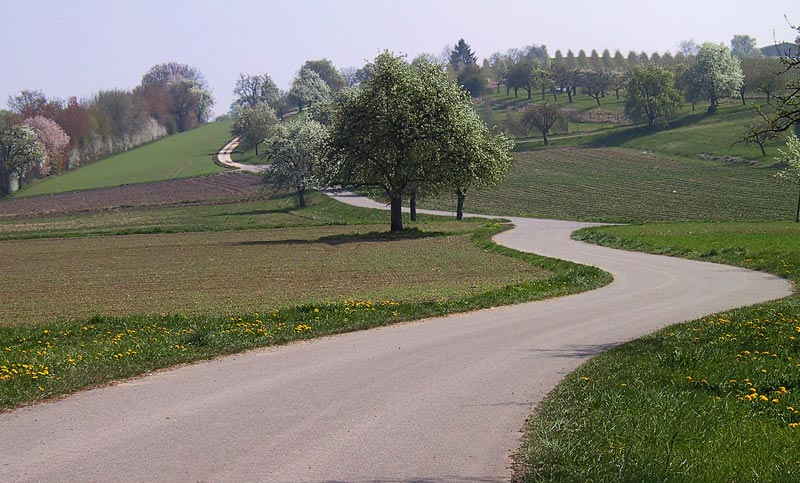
[
  {"xmin": 759, "ymin": 143, "xmax": 766, "ymax": 156},
  {"xmin": 297, "ymin": 186, "xmax": 306, "ymax": 208},
  {"xmin": 390, "ymin": 196, "xmax": 403, "ymax": 232},
  {"xmin": 456, "ymin": 192, "xmax": 465, "ymax": 221},
  {"xmin": 410, "ymin": 191, "xmax": 417, "ymax": 221},
  {"xmin": 496, "ymin": 84, "xmax": 500, "ymax": 94},
  {"xmin": 513, "ymin": 88, "xmax": 518, "ymax": 97},
  {"xmin": 566, "ymin": 89, "xmax": 573, "ymax": 103},
  {"xmin": 708, "ymin": 98, "xmax": 718, "ymax": 114},
  {"xmin": 552, "ymin": 89, "xmax": 558, "ymax": 101},
  {"xmin": 796, "ymin": 188, "xmax": 800, "ymax": 223},
  {"xmin": 615, "ymin": 89, "xmax": 620, "ymax": 99},
  {"xmin": 506, "ymin": 85, "xmax": 510, "ymax": 96},
  {"xmin": 254, "ymin": 142, "xmax": 259, "ymax": 156},
  {"xmin": 527, "ymin": 88, "xmax": 531, "ymax": 100},
  {"xmin": 542, "ymin": 130, "xmax": 549, "ymax": 146},
  {"xmin": 740, "ymin": 88, "xmax": 746, "ymax": 105},
  {"xmin": 0, "ymin": 173, "xmax": 10, "ymax": 197},
  {"xmin": 594, "ymin": 95, "xmax": 601, "ymax": 106}
]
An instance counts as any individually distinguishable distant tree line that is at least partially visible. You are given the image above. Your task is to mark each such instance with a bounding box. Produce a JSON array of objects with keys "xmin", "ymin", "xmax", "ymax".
[
  {"xmin": 0, "ymin": 62, "xmax": 213, "ymax": 195},
  {"xmin": 230, "ymin": 52, "xmax": 514, "ymax": 231}
]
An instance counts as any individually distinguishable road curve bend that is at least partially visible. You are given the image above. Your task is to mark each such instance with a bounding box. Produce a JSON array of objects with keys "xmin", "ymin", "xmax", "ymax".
[
  {"xmin": 217, "ymin": 137, "xmax": 266, "ymax": 173},
  {"xmin": 0, "ymin": 192, "xmax": 792, "ymax": 483}
]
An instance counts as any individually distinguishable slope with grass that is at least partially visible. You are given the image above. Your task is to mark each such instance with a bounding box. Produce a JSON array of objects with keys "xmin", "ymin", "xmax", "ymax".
[
  {"xmin": 422, "ymin": 146, "xmax": 796, "ymax": 222},
  {"xmin": 16, "ymin": 120, "xmax": 233, "ymax": 197},
  {"xmin": 515, "ymin": 221, "xmax": 800, "ymax": 482},
  {"xmin": 485, "ymin": 88, "xmax": 788, "ymax": 160}
]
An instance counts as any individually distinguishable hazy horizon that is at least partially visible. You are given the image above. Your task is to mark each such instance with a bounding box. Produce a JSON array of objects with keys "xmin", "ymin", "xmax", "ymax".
[{"xmin": 2, "ymin": 0, "xmax": 797, "ymax": 116}]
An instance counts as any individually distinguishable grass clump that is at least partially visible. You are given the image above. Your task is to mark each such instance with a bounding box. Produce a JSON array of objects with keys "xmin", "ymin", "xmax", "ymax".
[{"xmin": 515, "ymin": 221, "xmax": 800, "ymax": 482}]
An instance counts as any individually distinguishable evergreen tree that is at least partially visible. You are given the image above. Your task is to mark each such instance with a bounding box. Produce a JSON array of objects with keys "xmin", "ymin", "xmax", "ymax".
[{"xmin": 449, "ymin": 39, "xmax": 478, "ymax": 70}]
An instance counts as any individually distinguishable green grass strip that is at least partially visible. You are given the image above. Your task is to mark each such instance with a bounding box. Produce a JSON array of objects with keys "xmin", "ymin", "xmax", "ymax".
[{"xmin": 514, "ymin": 222, "xmax": 800, "ymax": 482}]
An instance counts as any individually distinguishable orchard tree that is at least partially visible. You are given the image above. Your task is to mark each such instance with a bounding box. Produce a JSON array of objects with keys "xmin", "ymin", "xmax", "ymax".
[
  {"xmin": 752, "ymin": 25, "xmax": 800, "ymax": 135},
  {"xmin": 140, "ymin": 62, "xmax": 214, "ymax": 131},
  {"xmin": 775, "ymin": 132, "xmax": 800, "ymax": 221},
  {"xmin": 520, "ymin": 102, "xmax": 567, "ymax": 145},
  {"xmin": 231, "ymin": 102, "xmax": 277, "ymax": 156},
  {"xmin": 340, "ymin": 67, "xmax": 360, "ymax": 87},
  {"xmin": 624, "ymin": 65, "xmax": 682, "ymax": 128},
  {"xmin": 456, "ymin": 63, "xmax": 487, "ymax": 97},
  {"xmin": 262, "ymin": 118, "xmax": 327, "ymax": 207},
  {"xmin": 289, "ymin": 67, "xmax": 331, "ymax": 112},
  {"xmin": 684, "ymin": 43, "xmax": 744, "ymax": 113},
  {"xmin": 326, "ymin": 52, "xmax": 513, "ymax": 231},
  {"xmin": 580, "ymin": 70, "xmax": 612, "ymax": 106},
  {"xmin": 552, "ymin": 64, "xmax": 578, "ymax": 102},
  {"xmin": 232, "ymin": 73, "xmax": 281, "ymax": 111},
  {"xmin": 678, "ymin": 39, "xmax": 699, "ymax": 56},
  {"xmin": 446, "ymin": 106, "xmax": 514, "ymax": 220},
  {"xmin": 8, "ymin": 90, "xmax": 50, "ymax": 119},
  {"xmin": 302, "ymin": 59, "xmax": 346, "ymax": 92},
  {"xmin": 506, "ymin": 61, "xmax": 533, "ymax": 98},
  {"xmin": 731, "ymin": 34, "xmax": 762, "ymax": 58},
  {"xmin": 23, "ymin": 116, "xmax": 69, "ymax": 175},
  {"xmin": 0, "ymin": 123, "xmax": 45, "ymax": 196},
  {"xmin": 741, "ymin": 123, "xmax": 776, "ymax": 156}
]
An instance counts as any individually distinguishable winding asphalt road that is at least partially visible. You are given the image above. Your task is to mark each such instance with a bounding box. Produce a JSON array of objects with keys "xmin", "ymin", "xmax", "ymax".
[
  {"xmin": 217, "ymin": 137, "xmax": 267, "ymax": 173},
  {"xmin": 0, "ymin": 185, "xmax": 792, "ymax": 482}
]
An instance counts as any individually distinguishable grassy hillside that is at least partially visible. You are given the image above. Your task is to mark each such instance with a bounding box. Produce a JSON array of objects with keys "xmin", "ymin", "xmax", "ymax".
[
  {"xmin": 485, "ymin": 90, "xmax": 788, "ymax": 161},
  {"xmin": 16, "ymin": 120, "xmax": 233, "ymax": 197},
  {"xmin": 422, "ymin": 147, "xmax": 796, "ymax": 223}
]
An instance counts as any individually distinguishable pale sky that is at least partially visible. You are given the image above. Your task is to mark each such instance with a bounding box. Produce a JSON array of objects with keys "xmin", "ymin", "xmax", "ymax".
[{"xmin": 2, "ymin": 0, "xmax": 797, "ymax": 116}]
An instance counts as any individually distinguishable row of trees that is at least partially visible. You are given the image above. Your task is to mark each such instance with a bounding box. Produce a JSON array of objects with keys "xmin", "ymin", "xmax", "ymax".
[
  {"xmin": 244, "ymin": 53, "xmax": 514, "ymax": 231},
  {"xmin": 1, "ymin": 62, "xmax": 214, "ymax": 195}
]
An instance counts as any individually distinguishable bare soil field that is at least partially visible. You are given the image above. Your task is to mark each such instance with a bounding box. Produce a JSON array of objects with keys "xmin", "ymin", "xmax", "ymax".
[{"xmin": 0, "ymin": 173, "xmax": 264, "ymax": 219}]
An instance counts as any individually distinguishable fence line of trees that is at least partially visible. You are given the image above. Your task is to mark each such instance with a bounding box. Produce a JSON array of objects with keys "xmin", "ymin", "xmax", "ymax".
[{"xmin": 1, "ymin": 62, "xmax": 213, "ymax": 195}]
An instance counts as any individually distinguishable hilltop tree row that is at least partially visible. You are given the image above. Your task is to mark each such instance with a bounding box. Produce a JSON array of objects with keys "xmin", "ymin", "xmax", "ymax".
[{"xmin": 1, "ymin": 62, "xmax": 214, "ymax": 194}]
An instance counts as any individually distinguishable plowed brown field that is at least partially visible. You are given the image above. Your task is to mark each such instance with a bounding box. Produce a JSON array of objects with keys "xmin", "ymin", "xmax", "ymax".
[{"xmin": 0, "ymin": 173, "xmax": 263, "ymax": 218}]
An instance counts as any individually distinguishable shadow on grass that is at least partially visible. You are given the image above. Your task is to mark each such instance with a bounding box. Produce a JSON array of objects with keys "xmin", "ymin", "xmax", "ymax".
[
  {"xmin": 587, "ymin": 110, "xmax": 713, "ymax": 148},
  {"xmin": 226, "ymin": 228, "xmax": 451, "ymax": 247}
]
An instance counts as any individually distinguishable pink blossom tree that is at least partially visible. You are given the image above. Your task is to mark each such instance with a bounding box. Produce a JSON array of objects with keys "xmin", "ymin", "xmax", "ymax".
[{"xmin": 23, "ymin": 116, "xmax": 69, "ymax": 176}]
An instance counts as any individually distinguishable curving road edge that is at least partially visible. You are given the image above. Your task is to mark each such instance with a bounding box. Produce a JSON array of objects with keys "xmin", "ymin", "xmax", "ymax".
[
  {"xmin": 217, "ymin": 137, "xmax": 267, "ymax": 173},
  {"xmin": 0, "ymin": 165, "xmax": 793, "ymax": 483}
]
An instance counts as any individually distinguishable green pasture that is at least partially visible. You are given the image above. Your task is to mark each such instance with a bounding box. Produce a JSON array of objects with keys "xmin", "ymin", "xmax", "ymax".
[
  {"xmin": 422, "ymin": 147, "xmax": 796, "ymax": 223},
  {"xmin": 16, "ymin": 121, "xmax": 233, "ymax": 197}
]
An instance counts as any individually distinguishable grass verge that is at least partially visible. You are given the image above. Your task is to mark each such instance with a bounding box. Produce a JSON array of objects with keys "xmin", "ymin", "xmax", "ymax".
[
  {"xmin": 0, "ymin": 222, "xmax": 610, "ymax": 411},
  {"xmin": 514, "ymin": 221, "xmax": 800, "ymax": 482}
]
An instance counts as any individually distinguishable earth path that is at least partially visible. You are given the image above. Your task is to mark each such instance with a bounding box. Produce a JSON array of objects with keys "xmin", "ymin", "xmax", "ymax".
[{"xmin": 0, "ymin": 178, "xmax": 792, "ymax": 483}]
